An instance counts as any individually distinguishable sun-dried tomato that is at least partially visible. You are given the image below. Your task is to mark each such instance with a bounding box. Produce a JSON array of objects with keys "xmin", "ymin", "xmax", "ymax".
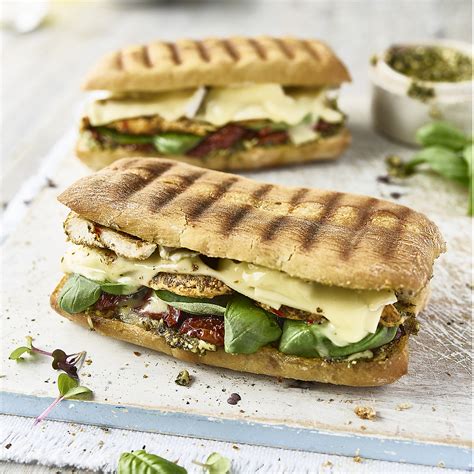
[
  {"xmin": 163, "ymin": 306, "xmax": 185, "ymax": 327},
  {"xmin": 256, "ymin": 130, "xmax": 289, "ymax": 146},
  {"xmin": 95, "ymin": 293, "xmax": 137, "ymax": 311},
  {"xmin": 178, "ymin": 316, "xmax": 225, "ymax": 346},
  {"xmin": 187, "ymin": 125, "xmax": 248, "ymax": 157}
]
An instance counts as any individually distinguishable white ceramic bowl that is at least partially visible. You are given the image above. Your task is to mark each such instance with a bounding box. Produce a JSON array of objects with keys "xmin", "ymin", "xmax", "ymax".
[{"xmin": 369, "ymin": 40, "xmax": 473, "ymax": 146}]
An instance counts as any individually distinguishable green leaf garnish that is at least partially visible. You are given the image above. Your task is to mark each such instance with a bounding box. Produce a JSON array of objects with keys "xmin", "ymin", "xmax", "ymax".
[
  {"xmin": 199, "ymin": 453, "xmax": 231, "ymax": 474},
  {"xmin": 34, "ymin": 374, "xmax": 92, "ymax": 425},
  {"xmin": 462, "ymin": 144, "xmax": 473, "ymax": 216},
  {"xmin": 153, "ymin": 132, "xmax": 202, "ymax": 155},
  {"xmin": 100, "ymin": 281, "xmax": 140, "ymax": 295},
  {"xmin": 58, "ymin": 274, "xmax": 102, "ymax": 313},
  {"xmin": 118, "ymin": 449, "xmax": 187, "ymax": 474},
  {"xmin": 416, "ymin": 121, "xmax": 470, "ymax": 151},
  {"xmin": 224, "ymin": 295, "xmax": 282, "ymax": 354},
  {"xmin": 155, "ymin": 290, "xmax": 229, "ymax": 316},
  {"xmin": 9, "ymin": 336, "xmax": 34, "ymax": 360}
]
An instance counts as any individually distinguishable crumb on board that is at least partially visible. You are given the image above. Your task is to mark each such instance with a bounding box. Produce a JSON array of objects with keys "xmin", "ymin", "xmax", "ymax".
[
  {"xmin": 354, "ymin": 406, "xmax": 377, "ymax": 420},
  {"xmin": 437, "ymin": 461, "xmax": 445, "ymax": 468},
  {"xmin": 396, "ymin": 402, "xmax": 413, "ymax": 411},
  {"xmin": 353, "ymin": 455, "xmax": 363, "ymax": 463},
  {"xmin": 133, "ymin": 351, "xmax": 142, "ymax": 357},
  {"xmin": 322, "ymin": 460, "xmax": 333, "ymax": 468},
  {"xmin": 85, "ymin": 359, "xmax": 93, "ymax": 365}
]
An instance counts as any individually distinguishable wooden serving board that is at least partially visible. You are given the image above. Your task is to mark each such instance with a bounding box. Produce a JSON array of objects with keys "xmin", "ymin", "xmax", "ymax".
[{"xmin": 1, "ymin": 99, "xmax": 471, "ymax": 470}]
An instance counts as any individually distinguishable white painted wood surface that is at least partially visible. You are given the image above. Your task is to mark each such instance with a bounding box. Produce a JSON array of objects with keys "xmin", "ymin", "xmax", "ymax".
[{"xmin": 1, "ymin": 98, "xmax": 471, "ymax": 461}]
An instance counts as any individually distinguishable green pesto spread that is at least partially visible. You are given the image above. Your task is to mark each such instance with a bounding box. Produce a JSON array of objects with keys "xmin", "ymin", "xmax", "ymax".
[{"xmin": 386, "ymin": 45, "xmax": 473, "ymax": 82}]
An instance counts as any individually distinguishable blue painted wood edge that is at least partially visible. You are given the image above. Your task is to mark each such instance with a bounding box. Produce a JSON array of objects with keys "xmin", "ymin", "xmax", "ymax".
[{"xmin": 1, "ymin": 392, "xmax": 471, "ymax": 470}]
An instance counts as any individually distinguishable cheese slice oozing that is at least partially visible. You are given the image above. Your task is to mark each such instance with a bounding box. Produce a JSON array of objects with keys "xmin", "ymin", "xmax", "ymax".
[
  {"xmin": 86, "ymin": 84, "xmax": 343, "ymax": 132},
  {"xmin": 62, "ymin": 244, "xmax": 396, "ymax": 346}
]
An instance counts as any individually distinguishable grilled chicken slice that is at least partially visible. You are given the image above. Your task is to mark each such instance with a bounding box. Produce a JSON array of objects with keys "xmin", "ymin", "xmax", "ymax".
[
  {"xmin": 150, "ymin": 272, "xmax": 232, "ymax": 298},
  {"xmin": 64, "ymin": 212, "xmax": 157, "ymax": 260}
]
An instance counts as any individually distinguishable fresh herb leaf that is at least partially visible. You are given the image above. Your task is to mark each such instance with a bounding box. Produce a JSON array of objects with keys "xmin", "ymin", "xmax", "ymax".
[
  {"xmin": 279, "ymin": 321, "xmax": 397, "ymax": 358},
  {"xmin": 118, "ymin": 449, "xmax": 187, "ymax": 474},
  {"xmin": 155, "ymin": 290, "xmax": 229, "ymax": 316},
  {"xmin": 95, "ymin": 127, "xmax": 154, "ymax": 145},
  {"xmin": 416, "ymin": 121, "xmax": 470, "ymax": 151},
  {"xmin": 224, "ymin": 296, "xmax": 282, "ymax": 354},
  {"xmin": 34, "ymin": 374, "xmax": 92, "ymax": 425},
  {"xmin": 100, "ymin": 282, "xmax": 140, "ymax": 295},
  {"xmin": 200, "ymin": 453, "xmax": 231, "ymax": 474},
  {"xmin": 406, "ymin": 146, "xmax": 469, "ymax": 185},
  {"xmin": 58, "ymin": 274, "xmax": 102, "ymax": 313},
  {"xmin": 153, "ymin": 133, "xmax": 201, "ymax": 155}
]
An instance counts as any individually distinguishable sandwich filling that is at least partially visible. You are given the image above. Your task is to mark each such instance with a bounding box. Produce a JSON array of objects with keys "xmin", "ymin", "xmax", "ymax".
[
  {"xmin": 80, "ymin": 84, "xmax": 345, "ymax": 159},
  {"xmin": 57, "ymin": 213, "xmax": 413, "ymax": 360}
]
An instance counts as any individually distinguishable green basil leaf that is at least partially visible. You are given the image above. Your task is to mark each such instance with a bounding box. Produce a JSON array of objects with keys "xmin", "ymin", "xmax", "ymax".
[
  {"xmin": 155, "ymin": 290, "xmax": 228, "ymax": 316},
  {"xmin": 202, "ymin": 452, "xmax": 231, "ymax": 474},
  {"xmin": 407, "ymin": 146, "xmax": 469, "ymax": 185},
  {"xmin": 100, "ymin": 282, "xmax": 140, "ymax": 295},
  {"xmin": 416, "ymin": 122, "xmax": 469, "ymax": 151},
  {"xmin": 57, "ymin": 373, "xmax": 78, "ymax": 397},
  {"xmin": 224, "ymin": 296, "xmax": 282, "ymax": 354},
  {"xmin": 242, "ymin": 120, "xmax": 289, "ymax": 131},
  {"xmin": 463, "ymin": 144, "xmax": 473, "ymax": 216},
  {"xmin": 118, "ymin": 449, "xmax": 187, "ymax": 474},
  {"xmin": 153, "ymin": 133, "xmax": 201, "ymax": 155},
  {"xmin": 58, "ymin": 274, "xmax": 102, "ymax": 314},
  {"xmin": 95, "ymin": 127, "xmax": 154, "ymax": 145},
  {"xmin": 9, "ymin": 346, "xmax": 32, "ymax": 360},
  {"xmin": 279, "ymin": 320, "xmax": 397, "ymax": 358}
]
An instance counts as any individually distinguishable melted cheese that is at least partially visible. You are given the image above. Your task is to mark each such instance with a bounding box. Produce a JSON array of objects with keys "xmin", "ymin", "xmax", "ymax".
[
  {"xmin": 87, "ymin": 84, "xmax": 343, "ymax": 129},
  {"xmin": 61, "ymin": 244, "xmax": 396, "ymax": 346},
  {"xmin": 87, "ymin": 88, "xmax": 205, "ymax": 126}
]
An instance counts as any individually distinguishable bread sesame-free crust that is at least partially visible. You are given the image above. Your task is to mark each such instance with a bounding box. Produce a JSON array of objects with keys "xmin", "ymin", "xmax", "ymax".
[
  {"xmin": 58, "ymin": 157, "xmax": 445, "ymax": 294},
  {"xmin": 76, "ymin": 128, "xmax": 351, "ymax": 171},
  {"xmin": 82, "ymin": 36, "xmax": 351, "ymax": 92},
  {"xmin": 50, "ymin": 277, "xmax": 408, "ymax": 386}
]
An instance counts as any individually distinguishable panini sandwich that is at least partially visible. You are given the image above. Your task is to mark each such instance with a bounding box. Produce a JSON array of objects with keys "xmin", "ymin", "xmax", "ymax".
[
  {"xmin": 51, "ymin": 158, "xmax": 445, "ymax": 386},
  {"xmin": 78, "ymin": 36, "xmax": 351, "ymax": 170}
]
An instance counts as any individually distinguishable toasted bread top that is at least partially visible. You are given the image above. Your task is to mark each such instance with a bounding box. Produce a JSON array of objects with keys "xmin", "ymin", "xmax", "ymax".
[
  {"xmin": 58, "ymin": 158, "xmax": 445, "ymax": 294},
  {"xmin": 82, "ymin": 36, "xmax": 351, "ymax": 92}
]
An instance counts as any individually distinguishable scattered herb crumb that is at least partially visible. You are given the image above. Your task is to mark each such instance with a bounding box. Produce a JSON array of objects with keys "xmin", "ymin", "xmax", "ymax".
[
  {"xmin": 322, "ymin": 460, "xmax": 333, "ymax": 468},
  {"xmin": 5, "ymin": 443, "xmax": 12, "ymax": 449},
  {"xmin": 390, "ymin": 192, "xmax": 403, "ymax": 199},
  {"xmin": 396, "ymin": 402, "xmax": 413, "ymax": 411},
  {"xmin": 175, "ymin": 369, "xmax": 192, "ymax": 387},
  {"xmin": 143, "ymin": 374, "xmax": 148, "ymax": 379},
  {"xmin": 227, "ymin": 393, "xmax": 241, "ymax": 405},
  {"xmin": 354, "ymin": 406, "xmax": 377, "ymax": 420},
  {"xmin": 85, "ymin": 359, "xmax": 93, "ymax": 365},
  {"xmin": 353, "ymin": 455, "xmax": 363, "ymax": 463},
  {"xmin": 133, "ymin": 351, "xmax": 142, "ymax": 357}
]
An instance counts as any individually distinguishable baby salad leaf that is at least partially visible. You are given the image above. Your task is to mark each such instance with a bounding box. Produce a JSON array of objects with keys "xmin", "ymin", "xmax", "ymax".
[
  {"xmin": 153, "ymin": 133, "xmax": 201, "ymax": 155},
  {"xmin": 200, "ymin": 452, "xmax": 231, "ymax": 474},
  {"xmin": 416, "ymin": 121, "xmax": 470, "ymax": 151},
  {"xmin": 58, "ymin": 274, "xmax": 102, "ymax": 313},
  {"xmin": 279, "ymin": 321, "xmax": 397, "ymax": 358},
  {"xmin": 224, "ymin": 296, "xmax": 281, "ymax": 354},
  {"xmin": 34, "ymin": 374, "xmax": 92, "ymax": 425},
  {"xmin": 9, "ymin": 346, "xmax": 32, "ymax": 360},
  {"xmin": 95, "ymin": 127, "xmax": 154, "ymax": 145},
  {"xmin": 155, "ymin": 290, "xmax": 228, "ymax": 316},
  {"xmin": 406, "ymin": 146, "xmax": 469, "ymax": 185},
  {"xmin": 118, "ymin": 449, "xmax": 187, "ymax": 474}
]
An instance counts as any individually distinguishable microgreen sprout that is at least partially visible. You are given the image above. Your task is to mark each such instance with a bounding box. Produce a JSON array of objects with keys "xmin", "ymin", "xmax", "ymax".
[
  {"xmin": 34, "ymin": 373, "xmax": 92, "ymax": 425},
  {"xmin": 9, "ymin": 337, "xmax": 87, "ymax": 378},
  {"xmin": 193, "ymin": 452, "xmax": 231, "ymax": 474}
]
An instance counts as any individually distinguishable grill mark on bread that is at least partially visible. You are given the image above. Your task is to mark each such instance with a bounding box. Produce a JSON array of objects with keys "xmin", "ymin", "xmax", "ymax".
[
  {"xmin": 381, "ymin": 207, "xmax": 412, "ymax": 258},
  {"xmin": 142, "ymin": 45, "xmax": 153, "ymax": 68},
  {"xmin": 222, "ymin": 39, "xmax": 240, "ymax": 61},
  {"xmin": 263, "ymin": 188, "xmax": 311, "ymax": 241},
  {"xmin": 166, "ymin": 42, "xmax": 182, "ymax": 65},
  {"xmin": 301, "ymin": 40, "xmax": 320, "ymax": 61},
  {"xmin": 147, "ymin": 170, "xmax": 205, "ymax": 212},
  {"xmin": 185, "ymin": 176, "xmax": 238, "ymax": 220},
  {"xmin": 248, "ymin": 38, "xmax": 267, "ymax": 60},
  {"xmin": 340, "ymin": 198, "xmax": 378, "ymax": 260},
  {"xmin": 222, "ymin": 184, "xmax": 273, "ymax": 233},
  {"xmin": 274, "ymin": 38, "xmax": 294, "ymax": 59},
  {"xmin": 195, "ymin": 40, "xmax": 211, "ymax": 62},
  {"xmin": 110, "ymin": 161, "xmax": 175, "ymax": 201},
  {"xmin": 300, "ymin": 192, "xmax": 343, "ymax": 250}
]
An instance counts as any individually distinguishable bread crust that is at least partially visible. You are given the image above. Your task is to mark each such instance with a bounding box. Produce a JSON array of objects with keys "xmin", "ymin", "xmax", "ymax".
[
  {"xmin": 82, "ymin": 36, "xmax": 351, "ymax": 92},
  {"xmin": 50, "ymin": 277, "xmax": 408, "ymax": 386},
  {"xmin": 76, "ymin": 129, "xmax": 351, "ymax": 171},
  {"xmin": 58, "ymin": 158, "xmax": 445, "ymax": 294}
]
